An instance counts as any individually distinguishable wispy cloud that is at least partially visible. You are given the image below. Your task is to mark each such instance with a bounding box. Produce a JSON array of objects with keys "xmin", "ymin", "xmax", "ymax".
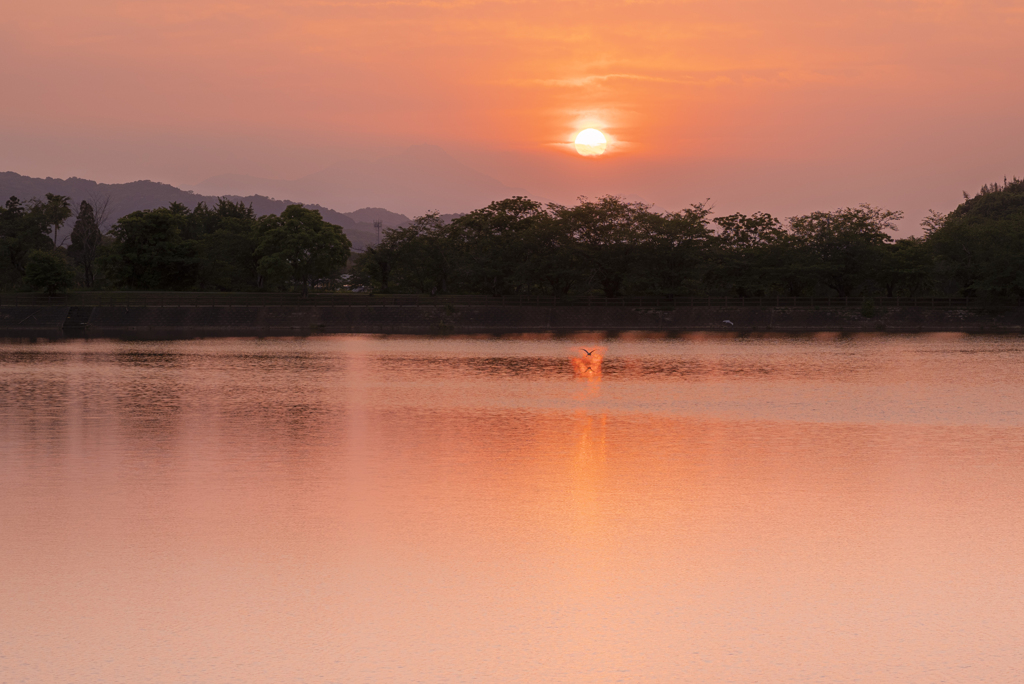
[{"xmin": 521, "ymin": 73, "xmax": 686, "ymax": 87}]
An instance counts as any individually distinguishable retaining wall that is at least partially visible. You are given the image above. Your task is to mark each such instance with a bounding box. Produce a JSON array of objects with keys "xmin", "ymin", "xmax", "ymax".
[{"xmin": 3, "ymin": 303, "xmax": 1024, "ymax": 337}]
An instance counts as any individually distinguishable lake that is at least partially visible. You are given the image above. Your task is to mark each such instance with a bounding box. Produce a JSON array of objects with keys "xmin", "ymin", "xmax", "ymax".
[{"xmin": 2, "ymin": 333, "xmax": 1023, "ymax": 683}]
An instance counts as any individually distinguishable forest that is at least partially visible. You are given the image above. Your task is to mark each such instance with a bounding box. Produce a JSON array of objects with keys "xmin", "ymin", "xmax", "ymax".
[
  {"xmin": 0, "ymin": 198, "xmax": 351, "ymax": 296},
  {"xmin": 2, "ymin": 178, "xmax": 1023, "ymax": 302}
]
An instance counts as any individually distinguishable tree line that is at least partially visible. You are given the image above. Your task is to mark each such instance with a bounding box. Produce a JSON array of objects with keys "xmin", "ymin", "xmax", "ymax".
[
  {"xmin": 352, "ymin": 179, "xmax": 1024, "ymax": 301},
  {"xmin": 2, "ymin": 177, "xmax": 1023, "ymax": 301},
  {"xmin": 0, "ymin": 197, "xmax": 351, "ymax": 295}
]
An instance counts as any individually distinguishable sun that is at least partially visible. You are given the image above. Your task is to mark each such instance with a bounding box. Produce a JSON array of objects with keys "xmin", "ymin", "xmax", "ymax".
[{"xmin": 574, "ymin": 128, "xmax": 607, "ymax": 157}]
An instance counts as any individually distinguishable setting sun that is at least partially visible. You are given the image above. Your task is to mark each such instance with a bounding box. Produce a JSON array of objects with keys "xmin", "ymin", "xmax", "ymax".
[{"xmin": 574, "ymin": 129, "xmax": 607, "ymax": 157}]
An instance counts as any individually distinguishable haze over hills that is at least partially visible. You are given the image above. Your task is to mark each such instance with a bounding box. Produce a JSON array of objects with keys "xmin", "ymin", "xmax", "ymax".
[
  {"xmin": 0, "ymin": 171, "xmax": 451, "ymax": 251},
  {"xmin": 192, "ymin": 145, "xmax": 526, "ymax": 217}
]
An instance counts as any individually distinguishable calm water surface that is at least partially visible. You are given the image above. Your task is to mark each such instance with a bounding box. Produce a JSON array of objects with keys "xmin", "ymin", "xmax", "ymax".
[{"xmin": 2, "ymin": 333, "xmax": 1023, "ymax": 683}]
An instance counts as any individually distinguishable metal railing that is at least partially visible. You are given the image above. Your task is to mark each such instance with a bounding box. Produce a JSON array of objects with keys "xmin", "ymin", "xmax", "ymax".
[{"xmin": 0, "ymin": 292, "xmax": 986, "ymax": 308}]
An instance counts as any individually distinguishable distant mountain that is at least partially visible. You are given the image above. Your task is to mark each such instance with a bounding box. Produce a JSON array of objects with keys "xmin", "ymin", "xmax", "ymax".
[
  {"xmin": 192, "ymin": 145, "xmax": 525, "ymax": 217},
  {"xmin": 345, "ymin": 207, "xmax": 412, "ymax": 226},
  {"xmin": 0, "ymin": 171, "xmax": 429, "ymax": 251}
]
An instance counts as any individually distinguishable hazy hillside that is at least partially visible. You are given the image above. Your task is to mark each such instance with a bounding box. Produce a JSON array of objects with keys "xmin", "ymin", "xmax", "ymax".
[
  {"xmin": 193, "ymin": 145, "xmax": 524, "ymax": 217},
  {"xmin": 0, "ymin": 171, "xmax": 423, "ymax": 250},
  {"xmin": 346, "ymin": 207, "xmax": 412, "ymax": 226}
]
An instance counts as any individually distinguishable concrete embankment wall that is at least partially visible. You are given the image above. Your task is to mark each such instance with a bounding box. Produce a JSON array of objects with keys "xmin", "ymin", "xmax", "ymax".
[
  {"xmin": 0, "ymin": 305, "xmax": 71, "ymax": 331},
  {"xmin": 3, "ymin": 303, "xmax": 1024, "ymax": 337}
]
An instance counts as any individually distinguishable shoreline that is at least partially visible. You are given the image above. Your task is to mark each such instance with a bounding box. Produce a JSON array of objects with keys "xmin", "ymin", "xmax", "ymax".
[{"xmin": 2, "ymin": 303, "xmax": 1023, "ymax": 338}]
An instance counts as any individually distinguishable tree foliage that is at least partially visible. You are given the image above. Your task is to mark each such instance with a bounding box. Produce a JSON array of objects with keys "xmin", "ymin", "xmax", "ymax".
[
  {"xmin": 1, "ymin": 196, "xmax": 52, "ymax": 287},
  {"xmin": 256, "ymin": 204, "xmax": 351, "ymax": 295},
  {"xmin": 31, "ymin": 194, "xmax": 73, "ymax": 248},
  {"xmin": 353, "ymin": 196, "xmax": 918, "ymax": 299},
  {"xmin": 25, "ymin": 250, "xmax": 76, "ymax": 295},
  {"xmin": 69, "ymin": 201, "xmax": 104, "ymax": 287},
  {"xmin": 927, "ymin": 177, "xmax": 1024, "ymax": 300},
  {"xmin": 4, "ymin": 180, "xmax": 1024, "ymax": 302},
  {"xmin": 100, "ymin": 206, "xmax": 198, "ymax": 290}
]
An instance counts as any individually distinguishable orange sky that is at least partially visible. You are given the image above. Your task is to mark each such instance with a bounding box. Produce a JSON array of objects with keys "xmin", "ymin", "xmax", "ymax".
[{"xmin": 2, "ymin": 0, "xmax": 1023, "ymax": 227}]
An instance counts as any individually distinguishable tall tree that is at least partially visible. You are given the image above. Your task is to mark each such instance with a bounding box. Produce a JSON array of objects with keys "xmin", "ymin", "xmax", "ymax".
[
  {"xmin": 256, "ymin": 205, "xmax": 351, "ymax": 295},
  {"xmin": 101, "ymin": 207, "xmax": 198, "ymax": 290},
  {"xmin": 0, "ymin": 196, "xmax": 51, "ymax": 284},
  {"xmin": 69, "ymin": 201, "xmax": 103, "ymax": 287},
  {"xmin": 86, "ymin": 192, "xmax": 114, "ymax": 232},
  {"xmin": 356, "ymin": 214, "xmax": 465, "ymax": 295},
  {"xmin": 788, "ymin": 205, "xmax": 902, "ymax": 296},
  {"xmin": 631, "ymin": 203, "xmax": 713, "ymax": 296},
  {"xmin": 551, "ymin": 196, "xmax": 654, "ymax": 298},
  {"xmin": 353, "ymin": 229, "xmax": 409, "ymax": 293},
  {"xmin": 451, "ymin": 197, "xmax": 550, "ymax": 296},
  {"xmin": 194, "ymin": 199, "xmax": 261, "ymax": 291},
  {"xmin": 709, "ymin": 211, "xmax": 808, "ymax": 297},
  {"xmin": 38, "ymin": 193, "xmax": 72, "ymax": 248}
]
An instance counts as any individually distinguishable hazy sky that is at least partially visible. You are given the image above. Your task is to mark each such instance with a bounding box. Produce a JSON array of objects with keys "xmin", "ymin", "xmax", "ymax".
[{"xmin": 3, "ymin": 0, "xmax": 1023, "ymax": 227}]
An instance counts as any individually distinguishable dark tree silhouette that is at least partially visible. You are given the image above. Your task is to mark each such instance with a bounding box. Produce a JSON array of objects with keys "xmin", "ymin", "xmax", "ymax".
[{"xmin": 69, "ymin": 201, "xmax": 103, "ymax": 287}]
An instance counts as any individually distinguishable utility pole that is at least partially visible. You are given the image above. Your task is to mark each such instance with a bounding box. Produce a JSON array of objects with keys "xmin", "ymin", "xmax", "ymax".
[{"xmin": 373, "ymin": 220, "xmax": 382, "ymax": 245}]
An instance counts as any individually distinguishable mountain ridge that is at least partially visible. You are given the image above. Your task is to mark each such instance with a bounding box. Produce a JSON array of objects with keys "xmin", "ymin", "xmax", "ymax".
[
  {"xmin": 0, "ymin": 171, "xmax": 436, "ymax": 251},
  {"xmin": 191, "ymin": 145, "xmax": 525, "ymax": 217}
]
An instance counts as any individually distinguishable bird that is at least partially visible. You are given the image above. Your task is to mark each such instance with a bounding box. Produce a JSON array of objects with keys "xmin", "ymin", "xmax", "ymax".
[
  {"xmin": 723, "ymin": 320, "xmax": 734, "ymax": 326},
  {"xmin": 582, "ymin": 348, "xmax": 596, "ymax": 355}
]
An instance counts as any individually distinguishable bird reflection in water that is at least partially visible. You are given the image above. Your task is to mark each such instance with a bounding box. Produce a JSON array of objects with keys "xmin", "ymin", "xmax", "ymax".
[{"xmin": 571, "ymin": 347, "xmax": 606, "ymax": 377}]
